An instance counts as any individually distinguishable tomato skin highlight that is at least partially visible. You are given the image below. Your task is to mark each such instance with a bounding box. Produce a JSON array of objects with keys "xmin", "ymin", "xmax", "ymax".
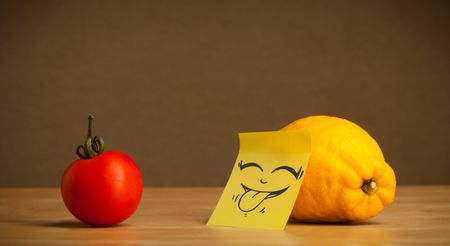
[{"xmin": 61, "ymin": 150, "xmax": 142, "ymax": 226}]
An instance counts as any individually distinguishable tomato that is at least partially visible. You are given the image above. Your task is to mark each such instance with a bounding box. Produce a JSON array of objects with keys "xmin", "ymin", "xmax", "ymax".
[{"xmin": 61, "ymin": 116, "xmax": 142, "ymax": 226}]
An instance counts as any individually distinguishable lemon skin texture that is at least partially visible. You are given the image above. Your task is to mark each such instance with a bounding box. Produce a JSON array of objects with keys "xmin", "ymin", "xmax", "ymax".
[{"xmin": 282, "ymin": 116, "xmax": 396, "ymax": 222}]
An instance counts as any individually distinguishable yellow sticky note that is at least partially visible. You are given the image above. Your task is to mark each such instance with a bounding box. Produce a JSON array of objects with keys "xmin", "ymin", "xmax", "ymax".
[{"xmin": 207, "ymin": 130, "xmax": 311, "ymax": 230}]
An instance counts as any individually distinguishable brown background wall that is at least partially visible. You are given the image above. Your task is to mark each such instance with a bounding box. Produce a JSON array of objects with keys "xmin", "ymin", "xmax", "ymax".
[{"xmin": 0, "ymin": 1, "xmax": 449, "ymax": 186}]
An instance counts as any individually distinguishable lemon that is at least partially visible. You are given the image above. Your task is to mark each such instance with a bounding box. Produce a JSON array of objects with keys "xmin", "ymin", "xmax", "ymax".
[{"xmin": 282, "ymin": 116, "xmax": 396, "ymax": 222}]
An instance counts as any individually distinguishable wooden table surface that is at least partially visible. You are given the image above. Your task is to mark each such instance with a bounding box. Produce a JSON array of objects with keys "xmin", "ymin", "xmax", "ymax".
[{"xmin": 0, "ymin": 186, "xmax": 449, "ymax": 245}]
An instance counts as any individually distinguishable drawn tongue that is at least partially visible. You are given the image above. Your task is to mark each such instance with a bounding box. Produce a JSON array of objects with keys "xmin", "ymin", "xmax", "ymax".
[{"xmin": 239, "ymin": 190, "xmax": 270, "ymax": 212}]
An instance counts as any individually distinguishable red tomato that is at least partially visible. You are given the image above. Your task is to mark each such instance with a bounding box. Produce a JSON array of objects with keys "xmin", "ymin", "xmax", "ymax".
[{"xmin": 61, "ymin": 150, "xmax": 142, "ymax": 226}]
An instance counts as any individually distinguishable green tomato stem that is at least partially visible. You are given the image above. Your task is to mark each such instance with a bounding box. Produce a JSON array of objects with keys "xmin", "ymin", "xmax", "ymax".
[
  {"xmin": 87, "ymin": 115, "xmax": 93, "ymax": 138},
  {"xmin": 76, "ymin": 115, "xmax": 105, "ymax": 159}
]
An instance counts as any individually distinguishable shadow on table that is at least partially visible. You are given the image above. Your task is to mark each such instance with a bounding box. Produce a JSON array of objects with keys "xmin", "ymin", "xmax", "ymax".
[
  {"xmin": 287, "ymin": 217, "xmax": 382, "ymax": 226},
  {"xmin": 200, "ymin": 216, "xmax": 381, "ymax": 226},
  {"xmin": 24, "ymin": 220, "xmax": 128, "ymax": 229},
  {"xmin": 36, "ymin": 220, "xmax": 90, "ymax": 228}
]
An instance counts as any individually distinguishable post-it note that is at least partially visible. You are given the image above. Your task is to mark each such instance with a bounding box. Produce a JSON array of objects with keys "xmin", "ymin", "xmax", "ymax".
[{"xmin": 207, "ymin": 130, "xmax": 311, "ymax": 230}]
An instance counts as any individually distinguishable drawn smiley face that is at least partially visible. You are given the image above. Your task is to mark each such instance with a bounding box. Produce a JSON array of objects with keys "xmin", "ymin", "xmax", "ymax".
[{"xmin": 235, "ymin": 160, "xmax": 304, "ymax": 214}]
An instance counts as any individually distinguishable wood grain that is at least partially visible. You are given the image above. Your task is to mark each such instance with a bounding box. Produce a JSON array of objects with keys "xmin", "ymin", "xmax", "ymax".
[{"xmin": 0, "ymin": 186, "xmax": 449, "ymax": 245}]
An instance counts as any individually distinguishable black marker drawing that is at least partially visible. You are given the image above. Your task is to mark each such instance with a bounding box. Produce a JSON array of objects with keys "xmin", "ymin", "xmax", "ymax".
[
  {"xmin": 237, "ymin": 183, "xmax": 289, "ymax": 213},
  {"xmin": 235, "ymin": 160, "xmax": 304, "ymax": 215}
]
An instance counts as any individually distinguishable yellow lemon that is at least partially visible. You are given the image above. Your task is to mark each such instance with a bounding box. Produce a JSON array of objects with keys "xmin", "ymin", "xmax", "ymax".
[{"xmin": 281, "ymin": 116, "xmax": 396, "ymax": 222}]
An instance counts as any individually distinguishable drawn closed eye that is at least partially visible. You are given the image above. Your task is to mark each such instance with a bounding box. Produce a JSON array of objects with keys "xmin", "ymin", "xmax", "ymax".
[
  {"xmin": 238, "ymin": 160, "xmax": 264, "ymax": 172},
  {"xmin": 271, "ymin": 165, "xmax": 304, "ymax": 179}
]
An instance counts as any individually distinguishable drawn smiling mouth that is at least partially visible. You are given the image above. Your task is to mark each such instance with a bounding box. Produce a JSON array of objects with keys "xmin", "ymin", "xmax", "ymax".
[{"xmin": 237, "ymin": 183, "xmax": 289, "ymax": 212}]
